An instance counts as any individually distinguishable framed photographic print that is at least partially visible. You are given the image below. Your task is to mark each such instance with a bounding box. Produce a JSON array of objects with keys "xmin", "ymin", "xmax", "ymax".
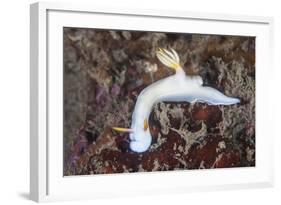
[{"xmin": 30, "ymin": 2, "xmax": 274, "ymax": 202}]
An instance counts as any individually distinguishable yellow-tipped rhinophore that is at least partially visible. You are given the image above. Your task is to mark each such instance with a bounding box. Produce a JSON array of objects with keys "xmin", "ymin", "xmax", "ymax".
[
  {"xmin": 156, "ymin": 48, "xmax": 181, "ymax": 70},
  {"xmin": 112, "ymin": 127, "xmax": 134, "ymax": 133}
]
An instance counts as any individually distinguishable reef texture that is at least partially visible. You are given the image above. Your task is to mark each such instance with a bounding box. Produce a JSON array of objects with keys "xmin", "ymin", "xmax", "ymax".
[{"xmin": 63, "ymin": 28, "xmax": 255, "ymax": 176}]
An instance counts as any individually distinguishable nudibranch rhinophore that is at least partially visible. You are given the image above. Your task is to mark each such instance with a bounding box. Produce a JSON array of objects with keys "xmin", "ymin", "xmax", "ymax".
[{"xmin": 113, "ymin": 48, "xmax": 240, "ymax": 153}]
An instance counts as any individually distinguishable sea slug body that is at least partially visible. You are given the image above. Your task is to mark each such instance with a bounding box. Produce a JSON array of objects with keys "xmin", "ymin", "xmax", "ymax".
[{"xmin": 113, "ymin": 48, "xmax": 240, "ymax": 153}]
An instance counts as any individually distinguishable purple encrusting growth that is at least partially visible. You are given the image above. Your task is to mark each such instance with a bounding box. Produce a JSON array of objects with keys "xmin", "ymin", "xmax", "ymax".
[
  {"xmin": 111, "ymin": 84, "xmax": 121, "ymax": 96},
  {"xmin": 63, "ymin": 28, "xmax": 255, "ymax": 176},
  {"xmin": 95, "ymin": 85, "xmax": 106, "ymax": 103},
  {"xmin": 67, "ymin": 128, "xmax": 88, "ymax": 171}
]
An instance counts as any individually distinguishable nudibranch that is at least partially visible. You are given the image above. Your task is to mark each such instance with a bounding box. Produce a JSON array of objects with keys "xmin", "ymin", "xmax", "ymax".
[{"xmin": 113, "ymin": 48, "xmax": 240, "ymax": 153}]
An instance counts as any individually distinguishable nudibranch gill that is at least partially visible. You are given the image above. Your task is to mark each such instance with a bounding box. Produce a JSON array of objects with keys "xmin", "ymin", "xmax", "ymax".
[{"xmin": 113, "ymin": 48, "xmax": 240, "ymax": 153}]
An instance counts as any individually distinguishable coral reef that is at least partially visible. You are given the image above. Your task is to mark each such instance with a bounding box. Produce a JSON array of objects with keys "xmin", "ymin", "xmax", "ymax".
[{"xmin": 63, "ymin": 28, "xmax": 255, "ymax": 175}]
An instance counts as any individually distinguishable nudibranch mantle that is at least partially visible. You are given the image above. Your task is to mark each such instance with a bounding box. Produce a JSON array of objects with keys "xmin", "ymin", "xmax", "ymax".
[{"xmin": 113, "ymin": 48, "xmax": 240, "ymax": 153}]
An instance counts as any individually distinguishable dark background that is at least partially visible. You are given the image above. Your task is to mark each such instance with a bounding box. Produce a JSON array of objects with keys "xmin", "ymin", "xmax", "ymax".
[{"xmin": 63, "ymin": 28, "xmax": 255, "ymax": 176}]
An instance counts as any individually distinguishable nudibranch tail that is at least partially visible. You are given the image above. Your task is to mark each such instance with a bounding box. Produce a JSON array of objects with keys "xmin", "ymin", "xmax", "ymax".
[
  {"xmin": 156, "ymin": 48, "xmax": 181, "ymax": 70},
  {"xmin": 112, "ymin": 127, "xmax": 134, "ymax": 133},
  {"xmin": 193, "ymin": 86, "xmax": 240, "ymax": 105}
]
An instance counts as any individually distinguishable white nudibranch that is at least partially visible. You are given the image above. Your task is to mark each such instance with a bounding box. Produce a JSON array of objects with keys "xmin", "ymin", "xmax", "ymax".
[{"xmin": 113, "ymin": 48, "xmax": 240, "ymax": 153}]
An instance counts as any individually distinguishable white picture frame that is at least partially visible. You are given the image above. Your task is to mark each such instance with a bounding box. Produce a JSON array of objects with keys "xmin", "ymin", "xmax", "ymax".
[{"xmin": 30, "ymin": 2, "xmax": 274, "ymax": 202}]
